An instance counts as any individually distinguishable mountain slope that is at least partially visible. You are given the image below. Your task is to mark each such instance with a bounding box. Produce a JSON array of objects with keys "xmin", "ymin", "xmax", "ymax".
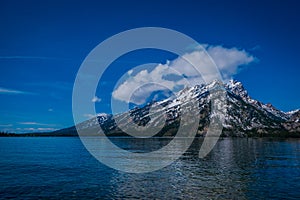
[{"xmin": 52, "ymin": 80, "xmax": 300, "ymax": 137}]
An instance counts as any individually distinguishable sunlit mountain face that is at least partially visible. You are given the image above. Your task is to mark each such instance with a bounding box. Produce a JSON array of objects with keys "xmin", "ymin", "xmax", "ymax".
[{"xmin": 47, "ymin": 80, "xmax": 300, "ymax": 138}]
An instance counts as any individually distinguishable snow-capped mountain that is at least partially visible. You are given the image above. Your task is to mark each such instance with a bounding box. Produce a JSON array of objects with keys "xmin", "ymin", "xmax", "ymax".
[{"xmin": 54, "ymin": 80, "xmax": 300, "ymax": 137}]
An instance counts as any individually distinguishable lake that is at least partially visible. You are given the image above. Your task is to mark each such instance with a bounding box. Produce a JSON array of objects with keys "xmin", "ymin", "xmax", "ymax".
[{"xmin": 0, "ymin": 137, "xmax": 299, "ymax": 199}]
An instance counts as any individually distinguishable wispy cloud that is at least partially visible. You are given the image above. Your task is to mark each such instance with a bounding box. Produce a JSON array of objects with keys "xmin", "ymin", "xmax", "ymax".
[
  {"xmin": 0, "ymin": 124, "xmax": 60, "ymax": 133},
  {"xmin": 19, "ymin": 122, "xmax": 57, "ymax": 126},
  {"xmin": 91, "ymin": 96, "xmax": 101, "ymax": 103},
  {"xmin": 0, "ymin": 87, "xmax": 34, "ymax": 95},
  {"xmin": 15, "ymin": 127, "xmax": 57, "ymax": 132}
]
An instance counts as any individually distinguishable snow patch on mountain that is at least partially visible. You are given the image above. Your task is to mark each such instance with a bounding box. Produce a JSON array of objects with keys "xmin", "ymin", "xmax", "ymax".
[{"xmin": 75, "ymin": 80, "xmax": 299, "ymax": 137}]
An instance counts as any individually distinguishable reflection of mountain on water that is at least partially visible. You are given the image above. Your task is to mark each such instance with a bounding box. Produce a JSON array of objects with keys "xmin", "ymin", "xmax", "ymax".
[{"xmin": 105, "ymin": 138, "xmax": 300, "ymax": 199}]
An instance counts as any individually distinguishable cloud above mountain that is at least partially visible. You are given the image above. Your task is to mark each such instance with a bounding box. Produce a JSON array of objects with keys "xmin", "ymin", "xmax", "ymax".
[
  {"xmin": 112, "ymin": 44, "xmax": 255, "ymax": 104},
  {"xmin": 206, "ymin": 45, "xmax": 255, "ymax": 79}
]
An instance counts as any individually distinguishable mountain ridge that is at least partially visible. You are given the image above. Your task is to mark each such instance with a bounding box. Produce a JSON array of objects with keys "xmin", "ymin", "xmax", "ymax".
[
  {"xmin": 2, "ymin": 80, "xmax": 299, "ymax": 137},
  {"xmin": 53, "ymin": 79, "xmax": 300, "ymax": 137}
]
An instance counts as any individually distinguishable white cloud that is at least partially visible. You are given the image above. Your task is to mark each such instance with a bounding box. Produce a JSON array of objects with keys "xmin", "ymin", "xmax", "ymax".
[
  {"xmin": 112, "ymin": 44, "xmax": 255, "ymax": 104},
  {"xmin": 36, "ymin": 128, "xmax": 57, "ymax": 131},
  {"xmin": 112, "ymin": 64, "xmax": 177, "ymax": 104},
  {"xmin": 91, "ymin": 96, "xmax": 101, "ymax": 103},
  {"xmin": 48, "ymin": 108, "xmax": 54, "ymax": 112},
  {"xmin": 16, "ymin": 127, "xmax": 57, "ymax": 132},
  {"xmin": 0, "ymin": 87, "xmax": 33, "ymax": 95},
  {"xmin": 19, "ymin": 122, "xmax": 39, "ymax": 125},
  {"xmin": 0, "ymin": 126, "xmax": 58, "ymax": 133},
  {"xmin": 206, "ymin": 45, "xmax": 255, "ymax": 79},
  {"xmin": 19, "ymin": 122, "xmax": 57, "ymax": 126}
]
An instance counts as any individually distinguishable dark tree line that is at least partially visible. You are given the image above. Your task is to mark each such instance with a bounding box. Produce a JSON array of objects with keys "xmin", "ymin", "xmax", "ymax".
[{"xmin": 0, "ymin": 131, "xmax": 17, "ymax": 136}]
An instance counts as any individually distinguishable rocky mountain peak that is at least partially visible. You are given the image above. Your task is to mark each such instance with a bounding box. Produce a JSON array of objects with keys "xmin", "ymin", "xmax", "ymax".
[
  {"xmin": 60, "ymin": 79, "xmax": 300, "ymax": 137},
  {"xmin": 226, "ymin": 79, "xmax": 249, "ymax": 99}
]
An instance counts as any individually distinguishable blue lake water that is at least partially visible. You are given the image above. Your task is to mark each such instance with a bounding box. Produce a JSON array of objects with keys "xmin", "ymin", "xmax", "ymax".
[{"xmin": 0, "ymin": 137, "xmax": 300, "ymax": 199}]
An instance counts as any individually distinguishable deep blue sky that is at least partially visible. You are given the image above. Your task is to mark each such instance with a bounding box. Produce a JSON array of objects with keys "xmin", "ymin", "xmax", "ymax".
[{"xmin": 0, "ymin": 0, "xmax": 300, "ymax": 133}]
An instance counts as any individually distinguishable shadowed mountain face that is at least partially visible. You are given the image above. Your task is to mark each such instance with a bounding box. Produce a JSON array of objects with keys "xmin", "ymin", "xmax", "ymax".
[{"xmin": 46, "ymin": 80, "xmax": 300, "ymax": 137}]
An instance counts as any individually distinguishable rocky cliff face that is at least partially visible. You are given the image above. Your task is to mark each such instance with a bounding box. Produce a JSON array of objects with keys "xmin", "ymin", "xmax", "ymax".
[
  {"xmin": 282, "ymin": 110, "xmax": 300, "ymax": 134},
  {"xmin": 68, "ymin": 80, "xmax": 300, "ymax": 137}
]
